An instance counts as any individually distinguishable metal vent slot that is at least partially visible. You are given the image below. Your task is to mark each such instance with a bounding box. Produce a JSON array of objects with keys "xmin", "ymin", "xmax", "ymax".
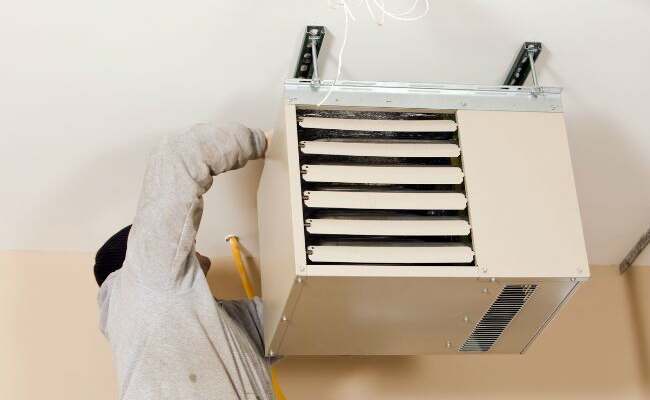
[
  {"xmin": 460, "ymin": 284, "xmax": 538, "ymax": 352},
  {"xmin": 299, "ymin": 129, "xmax": 455, "ymax": 142},
  {"xmin": 301, "ymin": 165, "xmax": 464, "ymax": 185},
  {"xmin": 306, "ymin": 218, "xmax": 470, "ymax": 236},
  {"xmin": 308, "ymin": 244, "xmax": 474, "ymax": 264},
  {"xmin": 303, "ymin": 190, "xmax": 468, "ymax": 210},
  {"xmin": 299, "ymin": 117, "xmax": 458, "ymax": 132},
  {"xmin": 300, "ymin": 140, "xmax": 460, "ymax": 158}
]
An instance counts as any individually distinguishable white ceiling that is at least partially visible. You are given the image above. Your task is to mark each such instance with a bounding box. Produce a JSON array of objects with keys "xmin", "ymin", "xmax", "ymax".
[{"xmin": 1, "ymin": 0, "xmax": 648, "ymax": 266}]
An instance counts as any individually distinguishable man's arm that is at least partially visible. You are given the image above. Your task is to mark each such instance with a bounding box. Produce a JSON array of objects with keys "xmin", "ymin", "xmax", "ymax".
[{"xmin": 123, "ymin": 123, "xmax": 266, "ymax": 291}]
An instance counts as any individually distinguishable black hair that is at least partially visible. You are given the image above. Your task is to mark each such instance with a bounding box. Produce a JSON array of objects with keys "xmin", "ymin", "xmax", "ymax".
[{"xmin": 93, "ymin": 225, "xmax": 132, "ymax": 286}]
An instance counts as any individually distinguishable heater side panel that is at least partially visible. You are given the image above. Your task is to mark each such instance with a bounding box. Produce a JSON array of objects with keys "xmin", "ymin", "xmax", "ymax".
[
  {"xmin": 457, "ymin": 110, "xmax": 589, "ymax": 278},
  {"xmin": 258, "ymin": 105, "xmax": 301, "ymax": 353}
]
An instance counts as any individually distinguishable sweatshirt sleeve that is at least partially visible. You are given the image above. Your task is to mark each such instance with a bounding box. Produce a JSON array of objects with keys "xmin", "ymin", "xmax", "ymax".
[{"xmin": 123, "ymin": 123, "xmax": 266, "ymax": 291}]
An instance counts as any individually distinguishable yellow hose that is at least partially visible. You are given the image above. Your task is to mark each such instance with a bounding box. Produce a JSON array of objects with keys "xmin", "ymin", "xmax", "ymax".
[
  {"xmin": 226, "ymin": 236, "xmax": 255, "ymax": 300},
  {"xmin": 270, "ymin": 369, "xmax": 287, "ymax": 400},
  {"xmin": 226, "ymin": 235, "xmax": 287, "ymax": 400}
]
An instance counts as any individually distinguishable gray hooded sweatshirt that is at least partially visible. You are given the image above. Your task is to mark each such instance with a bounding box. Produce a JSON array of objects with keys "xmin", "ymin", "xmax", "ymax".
[{"xmin": 97, "ymin": 123, "xmax": 273, "ymax": 399}]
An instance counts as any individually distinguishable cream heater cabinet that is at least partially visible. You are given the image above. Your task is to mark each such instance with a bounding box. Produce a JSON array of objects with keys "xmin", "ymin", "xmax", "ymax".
[{"xmin": 257, "ymin": 80, "xmax": 588, "ymax": 355}]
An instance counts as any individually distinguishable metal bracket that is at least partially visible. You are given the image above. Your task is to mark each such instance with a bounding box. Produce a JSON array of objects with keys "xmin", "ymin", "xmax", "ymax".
[
  {"xmin": 294, "ymin": 26, "xmax": 326, "ymax": 86},
  {"xmin": 620, "ymin": 227, "xmax": 650, "ymax": 273},
  {"xmin": 503, "ymin": 42, "xmax": 542, "ymax": 95}
]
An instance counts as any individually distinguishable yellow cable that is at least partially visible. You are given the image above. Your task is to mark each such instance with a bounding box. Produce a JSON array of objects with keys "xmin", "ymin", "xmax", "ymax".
[{"xmin": 226, "ymin": 235, "xmax": 287, "ymax": 400}]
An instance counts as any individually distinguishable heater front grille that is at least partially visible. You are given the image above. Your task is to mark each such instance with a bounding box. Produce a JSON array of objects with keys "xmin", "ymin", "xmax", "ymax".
[
  {"xmin": 296, "ymin": 108, "xmax": 475, "ymax": 266},
  {"xmin": 460, "ymin": 284, "xmax": 538, "ymax": 352}
]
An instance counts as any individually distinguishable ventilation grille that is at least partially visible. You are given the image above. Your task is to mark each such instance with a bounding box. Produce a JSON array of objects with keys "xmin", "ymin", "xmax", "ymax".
[
  {"xmin": 296, "ymin": 109, "xmax": 474, "ymax": 266},
  {"xmin": 460, "ymin": 284, "xmax": 538, "ymax": 352}
]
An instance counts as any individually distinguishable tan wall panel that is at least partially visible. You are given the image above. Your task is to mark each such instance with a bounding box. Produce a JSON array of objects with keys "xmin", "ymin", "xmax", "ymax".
[
  {"xmin": 0, "ymin": 251, "xmax": 118, "ymax": 400},
  {"xmin": 2, "ymin": 251, "xmax": 649, "ymax": 399}
]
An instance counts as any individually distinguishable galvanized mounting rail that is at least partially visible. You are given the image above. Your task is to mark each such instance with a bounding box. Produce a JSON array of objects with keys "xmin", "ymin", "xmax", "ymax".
[{"xmin": 293, "ymin": 28, "xmax": 545, "ymax": 96}]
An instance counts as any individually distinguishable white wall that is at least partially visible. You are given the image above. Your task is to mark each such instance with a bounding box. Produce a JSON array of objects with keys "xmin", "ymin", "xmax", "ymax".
[{"xmin": 1, "ymin": 0, "xmax": 649, "ymax": 265}]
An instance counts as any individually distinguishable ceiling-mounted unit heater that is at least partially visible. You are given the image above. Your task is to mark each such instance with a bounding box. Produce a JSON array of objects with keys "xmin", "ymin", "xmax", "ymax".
[{"xmin": 257, "ymin": 80, "xmax": 589, "ymax": 355}]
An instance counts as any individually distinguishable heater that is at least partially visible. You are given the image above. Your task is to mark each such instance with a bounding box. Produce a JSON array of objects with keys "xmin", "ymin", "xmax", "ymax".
[{"xmin": 257, "ymin": 80, "xmax": 588, "ymax": 355}]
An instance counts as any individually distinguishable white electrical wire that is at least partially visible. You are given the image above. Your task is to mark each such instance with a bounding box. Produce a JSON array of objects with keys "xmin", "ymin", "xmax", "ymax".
[
  {"xmin": 394, "ymin": 0, "xmax": 421, "ymax": 16},
  {"xmin": 370, "ymin": 0, "xmax": 430, "ymax": 21},
  {"xmin": 317, "ymin": 0, "xmax": 430, "ymax": 106},
  {"xmin": 364, "ymin": 0, "xmax": 385, "ymax": 25},
  {"xmin": 317, "ymin": 0, "xmax": 355, "ymax": 106}
]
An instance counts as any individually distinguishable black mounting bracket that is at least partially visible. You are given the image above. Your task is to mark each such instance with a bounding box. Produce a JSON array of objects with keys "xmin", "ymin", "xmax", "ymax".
[
  {"xmin": 294, "ymin": 26, "xmax": 326, "ymax": 83},
  {"xmin": 503, "ymin": 42, "xmax": 542, "ymax": 87}
]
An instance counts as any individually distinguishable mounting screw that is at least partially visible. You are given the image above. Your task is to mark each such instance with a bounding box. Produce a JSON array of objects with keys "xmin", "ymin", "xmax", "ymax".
[
  {"xmin": 570, "ymin": 277, "xmax": 576, "ymax": 282},
  {"xmin": 446, "ymin": 340, "xmax": 452, "ymax": 349},
  {"xmin": 297, "ymin": 277, "xmax": 303, "ymax": 283},
  {"xmin": 482, "ymin": 288, "xmax": 489, "ymax": 294},
  {"xmin": 282, "ymin": 316, "xmax": 288, "ymax": 322},
  {"xmin": 269, "ymin": 350, "xmax": 275, "ymax": 356},
  {"xmin": 463, "ymin": 315, "xmax": 469, "ymax": 323},
  {"xmin": 482, "ymin": 267, "xmax": 488, "ymax": 273},
  {"xmin": 490, "ymin": 277, "xmax": 496, "ymax": 283}
]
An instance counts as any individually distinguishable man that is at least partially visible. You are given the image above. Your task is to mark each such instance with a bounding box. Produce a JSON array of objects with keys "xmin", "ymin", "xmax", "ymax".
[{"xmin": 93, "ymin": 123, "xmax": 273, "ymax": 399}]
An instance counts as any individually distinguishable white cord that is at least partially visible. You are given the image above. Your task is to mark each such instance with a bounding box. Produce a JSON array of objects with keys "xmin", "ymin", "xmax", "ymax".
[
  {"xmin": 395, "ymin": 0, "xmax": 421, "ymax": 16},
  {"xmin": 371, "ymin": 0, "xmax": 430, "ymax": 21},
  {"xmin": 317, "ymin": 0, "xmax": 354, "ymax": 106},
  {"xmin": 364, "ymin": 0, "xmax": 385, "ymax": 25},
  {"xmin": 317, "ymin": 0, "xmax": 430, "ymax": 106}
]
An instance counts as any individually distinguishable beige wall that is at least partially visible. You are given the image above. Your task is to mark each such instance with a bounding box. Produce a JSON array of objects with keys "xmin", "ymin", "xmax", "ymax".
[{"xmin": 2, "ymin": 251, "xmax": 649, "ymax": 399}]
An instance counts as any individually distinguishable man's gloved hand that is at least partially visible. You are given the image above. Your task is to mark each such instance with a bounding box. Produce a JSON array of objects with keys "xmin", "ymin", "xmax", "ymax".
[{"xmin": 263, "ymin": 129, "xmax": 273, "ymax": 156}]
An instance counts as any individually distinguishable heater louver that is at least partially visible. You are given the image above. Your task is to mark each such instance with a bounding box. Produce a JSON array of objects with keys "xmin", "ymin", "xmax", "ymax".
[
  {"xmin": 460, "ymin": 284, "xmax": 538, "ymax": 352},
  {"xmin": 297, "ymin": 110, "xmax": 475, "ymax": 266}
]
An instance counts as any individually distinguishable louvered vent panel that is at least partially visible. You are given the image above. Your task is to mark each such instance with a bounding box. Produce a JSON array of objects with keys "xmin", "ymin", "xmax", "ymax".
[
  {"xmin": 297, "ymin": 109, "xmax": 475, "ymax": 266},
  {"xmin": 460, "ymin": 284, "xmax": 538, "ymax": 352}
]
